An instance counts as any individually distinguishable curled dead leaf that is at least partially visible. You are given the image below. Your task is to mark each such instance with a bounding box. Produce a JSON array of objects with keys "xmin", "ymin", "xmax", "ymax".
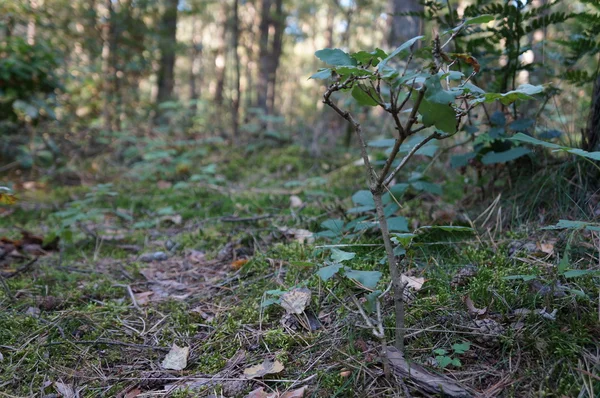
[
  {"xmin": 464, "ymin": 295, "xmax": 487, "ymax": 316},
  {"xmin": 401, "ymin": 274, "xmax": 425, "ymax": 291},
  {"xmin": 243, "ymin": 359, "xmax": 284, "ymax": 379},
  {"xmin": 279, "ymin": 288, "xmax": 311, "ymax": 315},
  {"xmin": 161, "ymin": 344, "xmax": 189, "ymax": 370}
]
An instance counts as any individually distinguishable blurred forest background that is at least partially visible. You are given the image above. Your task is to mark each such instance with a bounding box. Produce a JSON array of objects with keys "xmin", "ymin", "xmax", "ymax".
[{"xmin": 2, "ymin": 0, "xmax": 600, "ymax": 179}]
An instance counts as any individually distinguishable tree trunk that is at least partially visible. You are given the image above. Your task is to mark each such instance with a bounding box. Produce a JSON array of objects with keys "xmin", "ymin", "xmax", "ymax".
[
  {"xmin": 156, "ymin": 0, "xmax": 178, "ymax": 105},
  {"xmin": 189, "ymin": 16, "xmax": 202, "ymax": 116},
  {"xmin": 267, "ymin": 0, "xmax": 284, "ymax": 113},
  {"xmin": 214, "ymin": 2, "xmax": 228, "ymax": 107},
  {"xmin": 583, "ymin": 72, "xmax": 600, "ymax": 152},
  {"xmin": 231, "ymin": 0, "xmax": 241, "ymax": 138},
  {"xmin": 101, "ymin": 0, "xmax": 116, "ymax": 131},
  {"xmin": 256, "ymin": 0, "xmax": 272, "ymax": 114},
  {"xmin": 387, "ymin": 0, "xmax": 423, "ymax": 47},
  {"xmin": 27, "ymin": 0, "xmax": 37, "ymax": 45}
]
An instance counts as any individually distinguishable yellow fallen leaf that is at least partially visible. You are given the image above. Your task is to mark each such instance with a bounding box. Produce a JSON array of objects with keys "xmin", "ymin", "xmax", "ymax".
[{"xmin": 243, "ymin": 359, "xmax": 284, "ymax": 379}]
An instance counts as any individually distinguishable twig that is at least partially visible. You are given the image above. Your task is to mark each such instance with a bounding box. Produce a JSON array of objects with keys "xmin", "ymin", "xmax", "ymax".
[
  {"xmin": 221, "ymin": 214, "xmax": 273, "ymax": 222},
  {"xmin": 383, "ymin": 131, "xmax": 444, "ymax": 186},
  {"xmin": 0, "ymin": 257, "xmax": 38, "ymax": 279},
  {"xmin": 45, "ymin": 338, "xmax": 171, "ymax": 352}
]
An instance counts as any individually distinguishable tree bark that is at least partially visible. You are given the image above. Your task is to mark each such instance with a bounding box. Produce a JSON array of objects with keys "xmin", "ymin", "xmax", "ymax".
[
  {"xmin": 583, "ymin": 71, "xmax": 600, "ymax": 152},
  {"xmin": 27, "ymin": 0, "xmax": 37, "ymax": 45},
  {"xmin": 256, "ymin": 0, "xmax": 272, "ymax": 114},
  {"xmin": 156, "ymin": 0, "xmax": 178, "ymax": 105},
  {"xmin": 387, "ymin": 0, "xmax": 423, "ymax": 47},
  {"xmin": 214, "ymin": 2, "xmax": 228, "ymax": 107},
  {"xmin": 189, "ymin": 16, "xmax": 202, "ymax": 116},
  {"xmin": 267, "ymin": 0, "xmax": 284, "ymax": 113},
  {"xmin": 101, "ymin": 0, "xmax": 116, "ymax": 131},
  {"xmin": 231, "ymin": 0, "xmax": 241, "ymax": 138}
]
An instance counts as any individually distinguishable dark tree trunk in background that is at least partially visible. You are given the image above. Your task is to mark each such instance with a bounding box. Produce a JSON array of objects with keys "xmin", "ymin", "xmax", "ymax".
[
  {"xmin": 325, "ymin": 3, "xmax": 335, "ymax": 49},
  {"xmin": 214, "ymin": 2, "xmax": 228, "ymax": 107},
  {"xmin": 232, "ymin": 0, "xmax": 241, "ymax": 138},
  {"xmin": 256, "ymin": 0, "xmax": 285, "ymax": 115},
  {"xmin": 189, "ymin": 16, "xmax": 202, "ymax": 116},
  {"xmin": 101, "ymin": 0, "xmax": 116, "ymax": 131},
  {"xmin": 267, "ymin": 0, "xmax": 284, "ymax": 113},
  {"xmin": 256, "ymin": 0, "xmax": 272, "ymax": 114},
  {"xmin": 388, "ymin": 0, "xmax": 423, "ymax": 47},
  {"xmin": 583, "ymin": 72, "xmax": 600, "ymax": 151},
  {"xmin": 156, "ymin": 0, "xmax": 178, "ymax": 105}
]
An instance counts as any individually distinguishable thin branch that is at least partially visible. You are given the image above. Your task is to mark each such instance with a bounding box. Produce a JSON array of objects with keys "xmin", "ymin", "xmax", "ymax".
[
  {"xmin": 383, "ymin": 131, "xmax": 444, "ymax": 187},
  {"xmin": 404, "ymin": 88, "xmax": 426, "ymax": 134},
  {"xmin": 324, "ymin": 83, "xmax": 378, "ymax": 184}
]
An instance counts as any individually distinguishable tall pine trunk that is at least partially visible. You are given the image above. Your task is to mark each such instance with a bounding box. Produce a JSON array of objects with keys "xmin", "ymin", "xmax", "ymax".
[
  {"xmin": 256, "ymin": 0, "xmax": 272, "ymax": 114},
  {"xmin": 387, "ymin": 0, "xmax": 423, "ymax": 47},
  {"xmin": 231, "ymin": 0, "xmax": 241, "ymax": 138},
  {"xmin": 156, "ymin": 0, "xmax": 178, "ymax": 105}
]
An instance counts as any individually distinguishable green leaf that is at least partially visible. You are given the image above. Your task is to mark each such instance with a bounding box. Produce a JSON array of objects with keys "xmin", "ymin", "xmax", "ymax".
[
  {"xmin": 377, "ymin": 36, "xmax": 424, "ymax": 71},
  {"xmin": 392, "ymin": 233, "xmax": 416, "ymax": 247},
  {"xmin": 418, "ymin": 225, "xmax": 474, "ymax": 233},
  {"xmin": 510, "ymin": 133, "xmax": 600, "ymax": 161},
  {"xmin": 451, "ymin": 358, "xmax": 462, "ymax": 367},
  {"xmin": 352, "ymin": 190, "xmax": 375, "ymax": 206},
  {"xmin": 509, "ymin": 118, "xmax": 535, "ymax": 131},
  {"xmin": 309, "ymin": 68, "xmax": 332, "ymax": 80},
  {"xmin": 344, "ymin": 269, "xmax": 382, "ymax": 290},
  {"xmin": 369, "ymin": 138, "xmax": 396, "ymax": 148},
  {"xmin": 347, "ymin": 205, "xmax": 376, "ymax": 213},
  {"xmin": 471, "ymin": 84, "xmax": 544, "ymax": 105},
  {"xmin": 365, "ymin": 289, "xmax": 382, "ymax": 313},
  {"xmin": 419, "ymin": 76, "xmax": 459, "ymax": 133},
  {"xmin": 558, "ymin": 239, "xmax": 571, "ymax": 274},
  {"xmin": 433, "ymin": 348, "xmax": 447, "ymax": 355},
  {"xmin": 315, "ymin": 48, "xmax": 357, "ymax": 66},
  {"xmin": 563, "ymin": 269, "xmax": 600, "ymax": 278},
  {"xmin": 452, "ymin": 342, "xmax": 470, "ymax": 354},
  {"xmin": 316, "ymin": 263, "xmax": 344, "ymax": 282},
  {"xmin": 481, "ymin": 147, "xmax": 531, "ymax": 165},
  {"xmin": 321, "ymin": 219, "xmax": 345, "ymax": 234},
  {"xmin": 411, "ymin": 181, "xmax": 443, "ymax": 195},
  {"xmin": 465, "ymin": 14, "xmax": 495, "ymax": 25},
  {"xmin": 451, "ymin": 152, "xmax": 476, "ymax": 168},
  {"xmin": 352, "ymin": 48, "xmax": 387, "ymax": 66},
  {"xmin": 436, "ymin": 356, "xmax": 453, "ymax": 368},
  {"xmin": 387, "ymin": 216, "xmax": 409, "ymax": 232},
  {"xmin": 503, "ymin": 274, "xmax": 538, "ymax": 281},
  {"xmin": 542, "ymin": 219, "xmax": 600, "ymax": 230},
  {"xmin": 352, "ymin": 85, "xmax": 379, "ymax": 106},
  {"xmin": 331, "ymin": 248, "xmax": 356, "ymax": 262}
]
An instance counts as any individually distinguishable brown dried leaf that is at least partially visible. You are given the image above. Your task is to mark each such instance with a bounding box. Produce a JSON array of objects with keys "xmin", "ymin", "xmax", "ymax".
[
  {"xmin": 161, "ymin": 344, "xmax": 189, "ymax": 370},
  {"xmin": 279, "ymin": 288, "xmax": 311, "ymax": 315},
  {"xmin": 289, "ymin": 195, "xmax": 303, "ymax": 208},
  {"xmin": 281, "ymin": 386, "xmax": 308, "ymax": 398},
  {"xmin": 244, "ymin": 387, "xmax": 277, "ymax": 398},
  {"xmin": 134, "ymin": 291, "xmax": 154, "ymax": 306},
  {"xmin": 537, "ymin": 242, "xmax": 554, "ymax": 255},
  {"xmin": 54, "ymin": 381, "xmax": 77, "ymax": 398},
  {"xmin": 243, "ymin": 359, "xmax": 284, "ymax": 379},
  {"xmin": 464, "ymin": 295, "xmax": 487, "ymax": 316},
  {"xmin": 401, "ymin": 274, "xmax": 425, "ymax": 291},
  {"xmin": 124, "ymin": 387, "xmax": 142, "ymax": 398}
]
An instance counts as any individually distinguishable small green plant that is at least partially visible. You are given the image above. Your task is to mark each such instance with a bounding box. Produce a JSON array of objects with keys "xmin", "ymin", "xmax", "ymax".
[
  {"xmin": 311, "ymin": 19, "xmax": 542, "ymax": 361},
  {"xmin": 434, "ymin": 341, "xmax": 471, "ymax": 368}
]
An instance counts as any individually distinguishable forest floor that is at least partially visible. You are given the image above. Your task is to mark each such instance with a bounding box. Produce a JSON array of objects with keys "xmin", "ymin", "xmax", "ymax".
[{"xmin": 1, "ymin": 144, "xmax": 599, "ymax": 397}]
